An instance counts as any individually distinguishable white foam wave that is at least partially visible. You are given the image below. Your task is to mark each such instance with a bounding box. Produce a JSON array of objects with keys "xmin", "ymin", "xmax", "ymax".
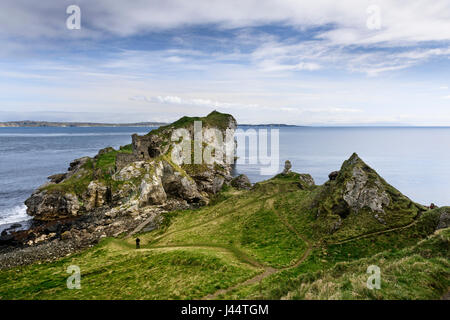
[{"xmin": 0, "ymin": 205, "xmax": 32, "ymax": 225}]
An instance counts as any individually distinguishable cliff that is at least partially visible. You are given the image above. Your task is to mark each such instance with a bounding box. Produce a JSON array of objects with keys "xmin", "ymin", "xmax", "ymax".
[{"xmin": 24, "ymin": 111, "xmax": 237, "ymax": 221}]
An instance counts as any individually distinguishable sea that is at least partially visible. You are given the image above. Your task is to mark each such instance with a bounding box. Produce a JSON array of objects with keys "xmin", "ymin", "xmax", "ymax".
[{"xmin": 1, "ymin": 126, "xmax": 449, "ymax": 232}]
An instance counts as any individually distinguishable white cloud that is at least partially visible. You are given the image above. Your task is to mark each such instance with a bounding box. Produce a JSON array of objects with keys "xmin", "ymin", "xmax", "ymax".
[{"xmin": 2, "ymin": 0, "xmax": 450, "ymax": 45}]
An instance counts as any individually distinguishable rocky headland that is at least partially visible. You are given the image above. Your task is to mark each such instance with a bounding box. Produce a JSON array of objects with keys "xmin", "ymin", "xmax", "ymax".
[
  {"xmin": 0, "ymin": 111, "xmax": 243, "ymax": 267},
  {"xmin": 0, "ymin": 111, "xmax": 448, "ymax": 273}
]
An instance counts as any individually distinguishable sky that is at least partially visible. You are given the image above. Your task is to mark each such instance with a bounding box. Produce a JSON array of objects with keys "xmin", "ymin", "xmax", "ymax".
[{"xmin": 0, "ymin": 0, "xmax": 450, "ymax": 125}]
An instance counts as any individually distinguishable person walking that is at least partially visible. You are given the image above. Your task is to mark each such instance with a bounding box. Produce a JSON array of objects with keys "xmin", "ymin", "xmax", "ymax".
[{"xmin": 136, "ymin": 237, "xmax": 141, "ymax": 249}]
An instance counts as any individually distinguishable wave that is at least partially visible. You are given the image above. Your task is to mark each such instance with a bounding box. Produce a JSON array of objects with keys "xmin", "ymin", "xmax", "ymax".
[{"xmin": 0, "ymin": 205, "xmax": 32, "ymax": 225}]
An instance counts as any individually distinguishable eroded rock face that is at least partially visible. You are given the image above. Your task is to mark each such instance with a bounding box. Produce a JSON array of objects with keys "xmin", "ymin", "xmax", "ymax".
[
  {"xmin": 139, "ymin": 174, "xmax": 167, "ymax": 206},
  {"xmin": 113, "ymin": 162, "xmax": 146, "ymax": 181},
  {"xmin": 24, "ymin": 111, "xmax": 238, "ymax": 221},
  {"xmin": 25, "ymin": 191, "xmax": 80, "ymax": 221},
  {"xmin": 161, "ymin": 161, "xmax": 203, "ymax": 201},
  {"xmin": 84, "ymin": 181, "xmax": 109, "ymax": 211},
  {"xmin": 343, "ymin": 166, "xmax": 390, "ymax": 213},
  {"xmin": 437, "ymin": 208, "xmax": 450, "ymax": 230},
  {"xmin": 315, "ymin": 153, "xmax": 421, "ymax": 230},
  {"xmin": 298, "ymin": 174, "xmax": 315, "ymax": 188}
]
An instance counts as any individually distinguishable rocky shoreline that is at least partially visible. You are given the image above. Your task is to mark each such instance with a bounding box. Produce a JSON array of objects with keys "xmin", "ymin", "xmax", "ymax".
[
  {"xmin": 0, "ymin": 203, "xmax": 167, "ymax": 269},
  {"xmin": 0, "ymin": 111, "xmax": 243, "ymax": 269}
]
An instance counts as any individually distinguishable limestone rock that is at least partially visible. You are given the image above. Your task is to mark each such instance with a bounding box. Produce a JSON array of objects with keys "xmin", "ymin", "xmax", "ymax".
[
  {"xmin": 282, "ymin": 160, "xmax": 292, "ymax": 175},
  {"xmin": 24, "ymin": 111, "xmax": 238, "ymax": 221},
  {"xmin": 298, "ymin": 174, "xmax": 315, "ymax": 188},
  {"xmin": 315, "ymin": 153, "xmax": 421, "ymax": 226},
  {"xmin": 113, "ymin": 162, "xmax": 146, "ymax": 181},
  {"xmin": 436, "ymin": 208, "xmax": 450, "ymax": 230},
  {"xmin": 139, "ymin": 173, "xmax": 167, "ymax": 206},
  {"xmin": 343, "ymin": 166, "xmax": 390, "ymax": 214},
  {"xmin": 84, "ymin": 181, "xmax": 109, "ymax": 211}
]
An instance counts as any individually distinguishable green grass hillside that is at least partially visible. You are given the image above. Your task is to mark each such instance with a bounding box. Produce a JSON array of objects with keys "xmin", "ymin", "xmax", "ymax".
[{"xmin": 1, "ymin": 168, "xmax": 448, "ymax": 300}]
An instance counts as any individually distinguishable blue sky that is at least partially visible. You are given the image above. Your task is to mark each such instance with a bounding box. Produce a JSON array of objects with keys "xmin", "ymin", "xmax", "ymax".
[{"xmin": 1, "ymin": 0, "xmax": 450, "ymax": 125}]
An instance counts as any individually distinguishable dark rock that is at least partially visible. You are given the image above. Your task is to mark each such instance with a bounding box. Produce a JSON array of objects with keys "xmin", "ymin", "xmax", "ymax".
[
  {"xmin": 94, "ymin": 147, "xmax": 115, "ymax": 159},
  {"xmin": 48, "ymin": 173, "xmax": 66, "ymax": 183},
  {"xmin": 161, "ymin": 161, "xmax": 203, "ymax": 201},
  {"xmin": 231, "ymin": 174, "xmax": 252, "ymax": 190},
  {"xmin": 45, "ymin": 222, "xmax": 61, "ymax": 234},
  {"xmin": 25, "ymin": 191, "xmax": 80, "ymax": 221},
  {"xmin": 0, "ymin": 234, "xmax": 15, "ymax": 245},
  {"xmin": 68, "ymin": 156, "xmax": 90, "ymax": 172},
  {"xmin": 328, "ymin": 171, "xmax": 339, "ymax": 181},
  {"xmin": 60, "ymin": 231, "xmax": 72, "ymax": 240}
]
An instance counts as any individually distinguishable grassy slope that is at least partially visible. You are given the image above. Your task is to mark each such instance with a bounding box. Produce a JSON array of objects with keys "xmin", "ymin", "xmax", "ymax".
[{"xmin": 1, "ymin": 175, "xmax": 448, "ymax": 300}]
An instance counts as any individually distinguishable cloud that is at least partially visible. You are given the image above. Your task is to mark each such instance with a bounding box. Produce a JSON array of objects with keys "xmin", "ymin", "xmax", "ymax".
[
  {"xmin": 1, "ymin": 0, "xmax": 450, "ymax": 44},
  {"xmin": 1, "ymin": 1, "xmax": 450, "ymax": 125}
]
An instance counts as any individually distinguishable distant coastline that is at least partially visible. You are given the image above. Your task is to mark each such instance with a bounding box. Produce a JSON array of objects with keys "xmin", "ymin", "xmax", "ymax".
[
  {"xmin": 0, "ymin": 120, "xmax": 302, "ymax": 128},
  {"xmin": 0, "ymin": 121, "xmax": 168, "ymax": 128},
  {"xmin": 239, "ymin": 123, "xmax": 303, "ymax": 127}
]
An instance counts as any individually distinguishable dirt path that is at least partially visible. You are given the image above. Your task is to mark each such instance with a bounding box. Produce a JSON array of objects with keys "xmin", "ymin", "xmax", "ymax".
[
  {"xmin": 202, "ymin": 198, "xmax": 313, "ymax": 300},
  {"xmin": 126, "ymin": 197, "xmax": 426, "ymax": 300},
  {"xmin": 327, "ymin": 215, "xmax": 420, "ymax": 245}
]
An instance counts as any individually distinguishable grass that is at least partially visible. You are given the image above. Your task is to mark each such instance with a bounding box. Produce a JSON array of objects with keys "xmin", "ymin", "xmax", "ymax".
[
  {"xmin": 148, "ymin": 110, "xmax": 234, "ymax": 138},
  {"xmin": 283, "ymin": 228, "xmax": 450, "ymax": 300},
  {"xmin": 2, "ymin": 161, "xmax": 448, "ymax": 300},
  {"xmin": 0, "ymin": 238, "xmax": 260, "ymax": 300}
]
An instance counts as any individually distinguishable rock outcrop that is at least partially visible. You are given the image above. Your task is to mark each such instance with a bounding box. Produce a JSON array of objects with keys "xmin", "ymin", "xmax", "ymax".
[
  {"xmin": 231, "ymin": 174, "xmax": 252, "ymax": 190},
  {"xmin": 314, "ymin": 153, "xmax": 423, "ymax": 233},
  {"xmin": 24, "ymin": 111, "xmax": 237, "ymax": 221},
  {"xmin": 282, "ymin": 160, "xmax": 292, "ymax": 175},
  {"xmin": 437, "ymin": 208, "xmax": 450, "ymax": 230}
]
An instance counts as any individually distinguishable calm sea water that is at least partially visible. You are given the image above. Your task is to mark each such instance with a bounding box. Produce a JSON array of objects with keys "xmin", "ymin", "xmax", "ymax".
[{"xmin": 1, "ymin": 126, "xmax": 449, "ymax": 229}]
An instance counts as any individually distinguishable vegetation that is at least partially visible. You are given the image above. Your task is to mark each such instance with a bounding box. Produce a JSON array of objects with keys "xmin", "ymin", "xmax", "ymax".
[
  {"xmin": 41, "ymin": 145, "xmax": 134, "ymax": 197},
  {"xmin": 148, "ymin": 110, "xmax": 233, "ymax": 137},
  {"xmin": 1, "ymin": 168, "xmax": 448, "ymax": 300}
]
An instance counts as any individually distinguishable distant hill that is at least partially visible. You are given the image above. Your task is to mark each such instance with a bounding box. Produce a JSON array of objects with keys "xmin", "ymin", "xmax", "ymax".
[
  {"xmin": 0, "ymin": 121, "xmax": 168, "ymax": 127},
  {"xmin": 0, "ymin": 120, "xmax": 302, "ymax": 128},
  {"xmin": 239, "ymin": 123, "xmax": 303, "ymax": 127}
]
